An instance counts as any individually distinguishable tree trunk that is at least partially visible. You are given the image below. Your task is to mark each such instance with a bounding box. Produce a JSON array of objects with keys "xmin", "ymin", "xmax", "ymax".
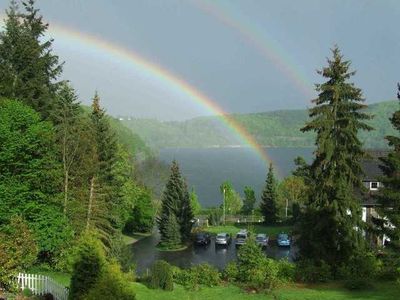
[
  {"xmin": 62, "ymin": 126, "xmax": 68, "ymax": 215},
  {"xmin": 86, "ymin": 176, "xmax": 95, "ymax": 231},
  {"xmin": 285, "ymin": 198, "xmax": 288, "ymax": 219}
]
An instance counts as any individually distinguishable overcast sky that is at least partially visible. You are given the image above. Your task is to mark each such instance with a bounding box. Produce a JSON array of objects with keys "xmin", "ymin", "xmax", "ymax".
[{"xmin": 1, "ymin": 0, "xmax": 399, "ymax": 120}]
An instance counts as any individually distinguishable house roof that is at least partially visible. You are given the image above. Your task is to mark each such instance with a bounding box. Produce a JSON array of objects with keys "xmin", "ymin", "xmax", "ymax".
[
  {"xmin": 358, "ymin": 150, "xmax": 389, "ymax": 206},
  {"xmin": 361, "ymin": 150, "xmax": 389, "ymax": 181}
]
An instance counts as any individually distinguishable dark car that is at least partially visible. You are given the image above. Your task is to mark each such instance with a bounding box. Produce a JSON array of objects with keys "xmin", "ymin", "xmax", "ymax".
[{"xmin": 194, "ymin": 232, "xmax": 211, "ymax": 246}]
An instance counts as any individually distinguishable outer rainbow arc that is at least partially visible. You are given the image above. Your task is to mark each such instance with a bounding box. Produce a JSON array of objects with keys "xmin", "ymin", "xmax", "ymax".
[{"xmin": 194, "ymin": 0, "xmax": 314, "ymax": 99}]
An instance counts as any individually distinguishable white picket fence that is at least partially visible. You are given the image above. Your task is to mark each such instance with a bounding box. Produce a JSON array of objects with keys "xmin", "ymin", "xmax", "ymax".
[{"xmin": 17, "ymin": 273, "xmax": 69, "ymax": 300}]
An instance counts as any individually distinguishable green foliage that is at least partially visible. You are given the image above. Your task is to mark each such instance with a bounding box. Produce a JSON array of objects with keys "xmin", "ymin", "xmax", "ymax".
[
  {"xmin": 0, "ymin": 216, "xmax": 38, "ymax": 291},
  {"xmin": 0, "ymin": 0, "xmax": 63, "ymax": 120},
  {"xmin": 236, "ymin": 237, "xmax": 279, "ymax": 291},
  {"xmin": 375, "ymin": 84, "xmax": 400, "ymax": 250},
  {"xmin": 276, "ymin": 259, "xmax": 295, "ymax": 282},
  {"xmin": 0, "ymin": 99, "xmax": 73, "ymax": 259},
  {"xmin": 189, "ymin": 188, "xmax": 201, "ymax": 216},
  {"xmin": 125, "ymin": 187, "xmax": 154, "ymax": 233},
  {"xmin": 220, "ymin": 181, "xmax": 243, "ymax": 215},
  {"xmin": 84, "ymin": 261, "xmax": 136, "ymax": 300},
  {"xmin": 278, "ymin": 176, "xmax": 307, "ymax": 220},
  {"xmin": 223, "ymin": 262, "xmax": 239, "ymax": 282},
  {"xmin": 379, "ymin": 251, "xmax": 400, "ymax": 281},
  {"xmin": 338, "ymin": 251, "xmax": 382, "ymax": 290},
  {"xmin": 160, "ymin": 213, "xmax": 182, "ymax": 249},
  {"xmin": 242, "ymin": 186, "xmax": 256, "ymax": 215},
  {"xmin": 207, "ymin": 208, "xmax": 223, "ymax": 226},
  {"xmin": 295, "ymin": 259, "xmax": 332, "ymax": 283},
  {"xmin": 298, "ymin": 46, "xmax": 372, "ymax": 269},
  {"xmin": 260, "ymin": 163, "xmax": 279, "ymax": 224},
  {"xmin": 174, "ymin": 264, "xmax": 221, "ymax": 290},
  {"xmin": 68, "ymin": 234, "xmax": 106, "ymax": 300},
  {"xmin": 157, "ymin": 161, "xmax": 193, "ymax": 247},
  {"xmin": 150, "ymin": 260, "xmax": 174, "ymax": 291}
]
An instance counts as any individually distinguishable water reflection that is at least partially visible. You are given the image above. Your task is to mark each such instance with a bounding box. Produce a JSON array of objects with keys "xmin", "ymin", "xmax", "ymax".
[{"xmin": 131, "ymin": 233, "xmax": 297, "ymax": 274}]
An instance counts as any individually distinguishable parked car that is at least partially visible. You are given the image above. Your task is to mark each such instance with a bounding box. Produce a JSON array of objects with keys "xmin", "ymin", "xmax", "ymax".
[
  {"xmin": 194, "ymin": 232, "xmax": 211, "ymax": 246},
  {"xmin": 215, "ymin": 233, "xmax": 231, "ymax": 246},
  {"xmin": 235, "ymin": 229, "xmax": 248, "ymax": 247},
  {"xmin": 277, "ymin": 233, "xmax": 291, "ymax": 247},
  {"xmin": 255, "ymin": 233, "xmax": 269, "ymax": 248}
]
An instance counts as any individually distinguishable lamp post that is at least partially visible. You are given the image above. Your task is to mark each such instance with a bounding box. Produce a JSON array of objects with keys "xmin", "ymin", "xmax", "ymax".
[{"xmin": 223, "ymin": 187, "xmax": 226, "ymax": 225}]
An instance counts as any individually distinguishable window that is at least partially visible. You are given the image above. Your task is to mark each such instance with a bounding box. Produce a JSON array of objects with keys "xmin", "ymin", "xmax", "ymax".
[{"xmin": 370, "ymin": 182, "xmax": 379, "ymax": 190}]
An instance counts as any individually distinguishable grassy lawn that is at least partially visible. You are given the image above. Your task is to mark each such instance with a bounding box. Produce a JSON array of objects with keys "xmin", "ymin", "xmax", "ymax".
[
  {"xmin": 27, "ymin": 267, "xmax": 71, "ymax": 287},
  {"xmin": 122, "ymin": 232, "xmax": 152, "ymax": 245},
  {"xmin": 133, "ymin": 281, "xmax": 400, "ymax": 300},
  {"xmin": 203, "ymin": 223, "xmax": 293, "ymax": 239},
  {"xmin": 23, "ymin": 270, "xmax": 400, "ymax": 300}
]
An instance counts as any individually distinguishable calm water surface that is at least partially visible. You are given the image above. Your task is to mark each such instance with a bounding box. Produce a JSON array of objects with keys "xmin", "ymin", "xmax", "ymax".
[{"xmin": 159, "ymin": 147, "xmax": 313, "ymax": 207}]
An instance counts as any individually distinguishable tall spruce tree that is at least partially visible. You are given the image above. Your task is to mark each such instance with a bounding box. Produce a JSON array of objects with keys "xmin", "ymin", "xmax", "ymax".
[
  {"xmin": 86, "ymin": 93, "xmax": 118, "ymax": 243},
  {"xmin": 298, "ymin": 46, "xmax": 373, "ymax": 268},
  {"xmin": 0, "ymin": 0, "xmax": 63, "ymax": 119},
  {"xmin": 260, "ymin": 163, "xmax": 278, "ymax": 224},
  {"xmin": 375, "ymin": 84, "xmax": 400, "ymax": 249},
  {"xmin": 157, "ymin": 161, "xmax": 193, "ymax": 247}
]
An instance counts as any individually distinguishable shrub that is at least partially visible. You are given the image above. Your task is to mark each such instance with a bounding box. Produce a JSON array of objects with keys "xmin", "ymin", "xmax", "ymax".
[
  {"xmin": 68, "ymin": 234, "xmax": 106, "ymax": 300},
  {"xmin": 379, "ymin": 251, "xmax": 400, "ymax": 281},
  {"xmin": 338, "ymin": 250, "xmax": 381, "ymax": 290},
  {"xmin": 295, "ymin": 259, "xmax": 332, "ymax": 283},
  {"xmin": 84, "ymin": 261, "xmax": 136, "ymax": 300},
  {"xmin": 236, "ymin": 237, "xmax": 279, "ymax": 291},
  {"xmin": 276, "ymin": 259, "xmax": 295, "ymax": 282},
  {"xmin": 0, "ymin": 216, "xmax": 38, "ymax": 291},
  {"xmin": 223, "ymin": 262, "xmax": 239, "ymax": 282},
  {"xmin": 150, "ymin": 260, "xmax": 174, "ymax": 291},
  {"xmin": 175, "ymin": 264, "xmax": 221, "ymax": 290}
]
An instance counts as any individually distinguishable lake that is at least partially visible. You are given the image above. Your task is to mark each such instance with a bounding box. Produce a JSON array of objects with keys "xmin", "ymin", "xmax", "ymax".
[{"xmin": 159, "ymin": 147, "xmax": 313, "ymax": 207}]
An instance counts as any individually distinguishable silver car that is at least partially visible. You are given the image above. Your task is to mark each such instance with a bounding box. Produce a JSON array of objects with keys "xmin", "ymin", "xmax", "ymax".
[
  {"xmin": 235, "ymin": 229, "xmax": 248, "ymax": 247},
  {"xmin": 215, "ymin": 233, "xmax": 231, "ymax": 246},
  {"xmin": 255, "ymin": 233, "xmax": 269, "ymax": 248}
]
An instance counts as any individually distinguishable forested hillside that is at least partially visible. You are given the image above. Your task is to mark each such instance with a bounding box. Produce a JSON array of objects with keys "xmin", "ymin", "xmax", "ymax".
[{"xmin": 122, "ymin": 100, "xmax": 397, "ymax": 149}]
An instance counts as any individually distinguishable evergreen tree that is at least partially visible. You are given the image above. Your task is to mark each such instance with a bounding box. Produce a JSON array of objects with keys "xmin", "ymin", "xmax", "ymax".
[
  {"xmin": 179, "ymin": 181, "xmax": 194, "ymax": 241},
  {"xmin": 157, "ymin": 161, "xmax": 193, "ymax": 247},
  {"xmin": 85, "ymin": 93, "xmax": 118, "ymax": 245},
  {"xmin": 160, "ymin": 213, "xmax": 181, "ymax": 249},
  {"xmin": 298, "ymin": 46, "xmax": 373, "ymax": 269},
  {"xmin": 375, "ymin": 84, "xmax": 400, "ymax": 249},
  {"xmin": 242, "ymin": 186, "xmax": 256, "ymax": 215},
  {"xmin": 53, "ymin": 82, "xmax": 81, "ymax": 215},
  {"xmin": 68, "ymin": 234, "xmax": 105, "ymax": 300},
  {"xmin": 91, "ymin": 92, "xmax": 117, "ymax": 183},
  {"xmin": 260, "ymin": 163, "xmax": 279, "ymax": 224},
  {"xmin": 0, "ymin": 0, "xmax": 63, "ymax": 119}
]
